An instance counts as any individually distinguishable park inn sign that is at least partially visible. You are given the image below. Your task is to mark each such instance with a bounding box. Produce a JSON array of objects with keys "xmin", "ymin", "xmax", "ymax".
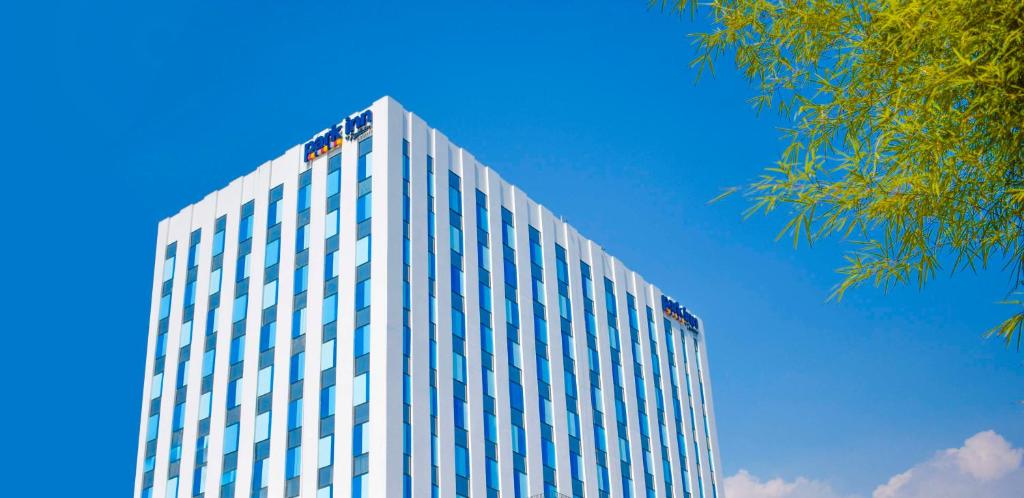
[
  {"xmin": 662, "ymin": 295, "xmax": 699, "ymax": 331},
  {"xmin": 303, "ymin": 109, "xmax": 373, "ymax": 162}
]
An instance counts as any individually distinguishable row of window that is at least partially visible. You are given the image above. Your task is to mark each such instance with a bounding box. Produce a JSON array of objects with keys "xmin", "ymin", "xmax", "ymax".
[
  {"xmin": 284, "ymin": 169, "xmax": 312, "ymax": 497},
  {"xmin": 555, "ymin": 244, "xmax": 587, "ymax": 497},
  {"xmin": 580, "ymin": 262, "xmax": 614, "ymax": 497},
  {"xmin": 627, "ymin": 294, "xmax": 656, "ymax": 497},
  {"xmin": 450, "ymin": 170, "xmax": 472, "ymax": 498},
  {"xmin": 426, "ymin": 154, "xmax": 440, "ymax": 498},
  {"xmin": 645, "ymin": 306, "xmax": 677, "ymax": 498},
  {"xmin": 603, "ymin": 277, "xmax": 636, "ymax": 498},
  {"xmin": 664, "ymin": 318, "xmax": 694, "ymax": 498},
  {"xmin": 248, "ymin": 185, "xmax": 283, "ymax": 497},
  {"xmin": 220, "ymin": 199, "xmax": 255, "ymax": 498},
  {"xmin": 500, "ymin": 207, "xmax": 531, "ymax": 498},
  {"xmin": 692, "ymin": 336, "xmax": 718, "ymax": 498},
  {"xmin": 351, "ymin": 134, "xmax": 374, "ymax": 498},
  {"xmin": 529, "ymin": 226, "xmax": 560, "ymax": 497},
  {"xmin": 190, "ymin": 216, "xmax": 226, "ymax": 497},
  {"xmin": 476, "ymin": 189, "xmax": 502, "ymax": 497},
  {"xmin": 142, "ymin": 238, "xmax": 181, "ymax": 498},
  {"xmin": 401, "ymin": 140, "xmax": 415, "ymax": 498}
]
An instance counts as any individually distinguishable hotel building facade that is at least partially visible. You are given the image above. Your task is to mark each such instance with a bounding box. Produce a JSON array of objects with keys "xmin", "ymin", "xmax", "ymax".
[{"xmin": 134, "ymin": 96, "xmax": 724, "ymax": 498}]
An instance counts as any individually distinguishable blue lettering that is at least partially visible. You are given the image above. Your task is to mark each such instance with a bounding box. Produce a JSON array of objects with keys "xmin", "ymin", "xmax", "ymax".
[
  {"xmin": 663, "ymin": 295, "xmax": 698, "ymax": 330},
  {"xmin": 305, "ymin": 109, "xmax": 374, "ymax": 162}
]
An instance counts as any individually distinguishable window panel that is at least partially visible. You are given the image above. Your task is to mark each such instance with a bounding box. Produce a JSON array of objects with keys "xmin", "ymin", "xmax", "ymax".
[
  {"xmin": 325, "ymin": 210, "xmax": 339, "ymax": 239},
  {"xmin": 224, "ymin": 424, "xmax": 239, "ymax": 454},
  {"xmin": 323, "ymin": 294, "xmax": 338, "ymax": 324},
  {"xmin": 262, "ymin": 281, "xmax": 278, "ymax": 309},
  {"xmin": 265, "ymin": 240, "xmax": 280, "ymax": 267},
  {"xmin": 327, "ymin": 170, "xmax": 340, "ymax": 197},
  {"xmin": 232, "ymin": 295, "xmax": 248, "ymax": 323},
  {"xmin": 254, "ymin": 412, "xmax": 270, "ymax": 442},
  {"xmin": 356, "ymin": 193, "xmax": 372, "ymax": 222},
  {"xmin": 354, "ymin": 325, "xmax": 369, "ymax": 357},
  {"xmin": 257, "ymin": 366, "xmax": 273, "ymax": 396},
  {"xmin": 355, "ymin": 279, "xmax": 371, "ymax": 310},
  {"xmin": 321, "ymin": 340, "xmax": 336, "ymax": 371},
  {"xmin": 318, "ymin": 435, "xmax": 334, "ymax": 468},
  {"xmin": 355, "ymin": 236, "xmax": 370, "ymax": 267},
  {"xmin": 353, "ymin": 373, "xmax": 369, "ymax": 406}
]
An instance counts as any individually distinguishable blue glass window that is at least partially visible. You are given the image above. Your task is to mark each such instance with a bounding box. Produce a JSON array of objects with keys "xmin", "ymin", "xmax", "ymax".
[
  {"xmin": 452, "ymin": 309, "xmax": 465, "ymax": 338},
  {"xmin": 296, "ymin": 225, "xmax": 309, "ymax": 252},
  {"xmin": 290, "ymin": 352, "xmax": 305, "ymax": 382},
  {"xmin": 353, "ymin": 373, "xmax": 369, "ymax": 406},
  {"xmin": 259, "ymin": 322, "xmax": 276, "ymax": 351},
  {"xmin": 162, "ymin": 253, "xmax": 176, "ymax": 282},
  {"xmin": 510, "ymin": 382, "xmax": 524, "ymax": 411},
  {"xmin": 146, "ymin": 414, "xmax": 159, "ymax": 441},
  {"xmin": 226, "ymin": 379, "xmax": 241, "ymax": 407},
  {"xmin": 481, "ymin": 325, "xmax": 494, "ymax": 353},
  {"xmin": 320, "ymin": 339, "xmax": 336, "ymax": 370},
  {"xmin": 450, "ymin": 226, "xmax": 463, "ymax": 253},
  {"xmin": 262, "ymin": 281, "xmax": 278, "ymax": 309},
  {"xmin": 268, "ymin": 201, "xmax": 281, "ymax": 227},
  {"xmin": 449, "ymin": 188, "xmax": 461, "ymax": 214},
  {"xmin": 223, "ymin": 423, "xmax": 239, "ymax": 453},
  {"xmin": 192, "ymin": 467, "xmax": 206, "ymax": 496},
  {"xmin": 352, "ymin": 475, "xmax": 367, "ymax": 498},
  {"xmin": 355, "ymin": 236, "xmax": 370, "ymax": 267},
  {"xmin": 294, "ymin": 266, "xmax": 308, "ymax": 294},
  {"xmin": 288, "ymin": 399, "xmax": 303, "ymax": 429},
  {"xmin": 354, "ymin": 325, "xmax": 369, "ymax": 357},
  {"xmin": 229, "ymin": 336, "xmax": 245, "ymax": 364},
  {"xmin": 239, "ymin": 215, "xmax": 253, "ymax": 242},
  {"xmin": 486, "ymin": 459, "xmax": 499, "ymax": 490},
  {"xmin": 292, "ymin": 308, "xmax": 306, "ymax": 338},
  {"xmin": 212, "ymin": 230, "xmax": 225, "ymax": 256},
  {"xmin": 455, "ymin": 445, "xmax": 469, "ymax": 477},
  {"xmin": 265, "ymin": 239, "xmax": 280, "ymax": 267},
  {"xmin": 512, "ymin": 425, "xmax": 527, "ymax": 454},
  {"xmin": 453, "ymin": 352, "xmax": 466, "ymax": 383},
  {"xmin": 327, "ymin": 170, "xmax": 340, "ymax": 197},
  {"xmin": 352, "ymin": 422, "xmax": 366, "ymax": 455},
  {"xmin": 202, "ymin": 350, "xmax": 215, "ymax": 376},
  {"xmin": 356, "ymin": 193, "xmax": 372, "ymax": 222},
  {"xmin": 355, "ymin": 279, "xmax": 371, "ymax": 310},
  {"xmin": 320, "ymin": 386, "xmax": 336, "ymax": 418},
  {"xmin": 286, "ymin": 447, "xmax": 301, "ymax": 478},
  {"xmin": 175, "ymin": 358, "xmax": 189, "ymax": 387},
  {"xmin": 357, "ymin": 137, "xmax": 373, "ymax": 180},
  {"xmin": 323, "ymin": 294, "xmax": 338, "ymax": 323},
  {"xmin": 484, "ymin": 413, "xmax": 497, "ymax": 442},
  {"xmin": 298, "ymin": 184, "xmax": 311, "ymax": 212},
  {"xmin": 236, "ymin": 253, "xmax": 250, "ymax": 282},
  {"xmin": 325, "ymin": 210, "xmax": 339, "ymax": 239},
  {"xmin": 159, "ymin": 295, "xmax": 172, "ymax": 320}
]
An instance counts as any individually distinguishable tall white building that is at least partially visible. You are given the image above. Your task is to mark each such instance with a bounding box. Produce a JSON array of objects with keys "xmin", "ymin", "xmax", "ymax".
[{"xmin": 134, "ymin": 96, "xmax": 724, "ymax": 498}]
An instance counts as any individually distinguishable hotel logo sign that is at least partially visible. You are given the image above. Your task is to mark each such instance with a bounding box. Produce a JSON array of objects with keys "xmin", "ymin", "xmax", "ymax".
[
  {"xmin": 304, "ymin": 109, "xmax": 373, "ymax": 162},
  {"xmin": 662, "ymin": 295, "xmax": 698, "ymax": 331}
]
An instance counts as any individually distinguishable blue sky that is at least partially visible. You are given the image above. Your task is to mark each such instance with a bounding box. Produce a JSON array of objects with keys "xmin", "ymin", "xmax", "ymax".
[{"xmin": 1, "ymin": 1, "xmax": 1021, "ymax": 496}]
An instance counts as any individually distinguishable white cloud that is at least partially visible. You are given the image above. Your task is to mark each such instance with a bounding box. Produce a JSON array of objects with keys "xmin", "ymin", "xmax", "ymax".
[
  {"xmin": 726, "ymin": 431, "xmax": 1024, "ymax": 498},
  {"xmin": 724, "ymin": 469, "xmax": 855, "ymax": 498},
  {"xmin": 871, "ymin": 430, "xmax": 1024, "ymax": 498},
  {"xmin": 950, "ymin": 430, "xmax": 1023, "ymax": 480}
]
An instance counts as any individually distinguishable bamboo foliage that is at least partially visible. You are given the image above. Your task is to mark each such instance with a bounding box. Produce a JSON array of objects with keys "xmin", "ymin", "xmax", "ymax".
[{"xmin": 657, "ymin": 0, "xmax": 1024, "ymax": 347}]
